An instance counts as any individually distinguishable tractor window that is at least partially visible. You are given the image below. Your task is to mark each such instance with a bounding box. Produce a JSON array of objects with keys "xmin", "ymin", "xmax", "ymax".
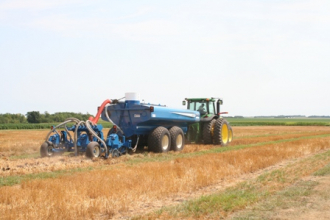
[
  {"xmin": 188, "ymin": 102, "xmax": 196, "ymax": 111},
  {"xmin": 188, "ymin": 101, "xmax": 204, "ymax": 112},
  {"xmin": 196, "ymin": 102, "xmax": 207, "ymax": 115},
  {"xmin": 187, "ymin": 100, "xmax": 216, "ymax": 115},
  {"xmin": 208, "ymin": 102, "xmax": 215, "ymax": 114}
]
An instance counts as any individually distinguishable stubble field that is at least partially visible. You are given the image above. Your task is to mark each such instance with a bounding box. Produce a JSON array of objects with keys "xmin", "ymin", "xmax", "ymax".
[{"xmin": 1, "ymin": 126, "xmax": 330, "ymax": 219}]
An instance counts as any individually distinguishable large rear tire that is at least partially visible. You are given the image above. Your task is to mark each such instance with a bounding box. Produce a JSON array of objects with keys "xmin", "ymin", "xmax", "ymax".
[
  {"xmin": 86, "ymin": 142, "xmax": 100, "ymax": 158},
  {"xmin": 148, "ymin": 126, "xmax": 171, "ymax": 153},
  {"xmin": 40, "ymin": 142, "xmax": 54, "ymax": 157},
  {"xmin": 169, "ymin": 126, "xmax": 184, "ymax": 151},
  {"xmin": 214, "ymin": 118, "xmax": 229, "ymax": 146},
  {"xmin": 203, "ymin": 119, "xmax": 216, "ymax": 144}
]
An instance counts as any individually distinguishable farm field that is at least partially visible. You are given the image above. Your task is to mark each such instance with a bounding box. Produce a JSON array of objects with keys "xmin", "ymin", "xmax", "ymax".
[
  {"xmin": 1, "ymin": 126, "xmax": 330, "ymax": 219},
  {"xmin": 226, "ymin": 117, "xmax": 330, "ymax": 126}
]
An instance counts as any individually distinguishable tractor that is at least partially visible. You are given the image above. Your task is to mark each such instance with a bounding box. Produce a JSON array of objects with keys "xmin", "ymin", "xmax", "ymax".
[
  {"xmin": 40, "ymin": 93, "xmax": 233, "ymax": 159},
  {"xmin": 184, "ymin": 98, "xmax": 233, "ymax": 145}
]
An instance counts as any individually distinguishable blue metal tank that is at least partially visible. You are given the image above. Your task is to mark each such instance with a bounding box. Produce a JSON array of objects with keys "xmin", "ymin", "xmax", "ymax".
[{"xmin": 101, "ymin": 99, "xmax": 200, "ymax": 138}]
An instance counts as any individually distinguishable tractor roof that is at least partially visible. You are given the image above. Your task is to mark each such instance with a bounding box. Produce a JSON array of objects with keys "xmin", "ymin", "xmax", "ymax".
[{"xmin": 185, "ymin": 98, "xmax": 221, "ymax": 102}]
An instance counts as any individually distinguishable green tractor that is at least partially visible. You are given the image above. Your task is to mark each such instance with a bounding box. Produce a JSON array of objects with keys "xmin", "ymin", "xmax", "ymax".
[{"xmin": 183, "ymin": 98, "xmax": 233, "ymax": 145}]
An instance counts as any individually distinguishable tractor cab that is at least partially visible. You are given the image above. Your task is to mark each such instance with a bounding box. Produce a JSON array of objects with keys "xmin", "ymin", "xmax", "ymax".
[
  {"xmin": 184, "ymin": 98, "xmax": 224, "ymax": 119},
  {"xmin": 183, "ymin": 97, "xmax": 232, "ymax": 145}
]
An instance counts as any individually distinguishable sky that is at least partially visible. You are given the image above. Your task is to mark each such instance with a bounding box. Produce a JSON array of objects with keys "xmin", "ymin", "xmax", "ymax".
[{"xmin": 0, "ymin": 0, "xmax": 329, "ymax": 117}]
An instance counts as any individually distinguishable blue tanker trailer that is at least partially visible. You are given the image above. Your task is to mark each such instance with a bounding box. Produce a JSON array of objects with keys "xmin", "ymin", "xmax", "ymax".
[
  {"xmin": 40, "ymin": 93, "xmax": 233, "ymax": 158},
  {"xmin": 40, "ymin": 93, "xmax": 201, "ymax": 158}
]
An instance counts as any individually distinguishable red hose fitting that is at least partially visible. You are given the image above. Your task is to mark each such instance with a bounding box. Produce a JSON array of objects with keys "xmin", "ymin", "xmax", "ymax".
[{"xmin": 88, "ymin": 99, "xmax": 112, "ymax": 124}]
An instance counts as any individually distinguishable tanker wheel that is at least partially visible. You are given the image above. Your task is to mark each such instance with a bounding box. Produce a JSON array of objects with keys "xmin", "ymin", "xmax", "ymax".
[
  {"xmin": 169, "ymin": 126, "xmax": 185, "ymax": 151},
  {"xmin": 86, "ymin": 142, "xmax": 100, "ymax": 158},
  {"xmin": 148, "ymin": 126, "xmax": 171, "ymax": 153},
  {"xmin": 40, "ymin": 142, "xmax": 54, "ymax": 157},
  {"xmin": 203, "ymin": 119, "xmax": 216, "ymax": 144},
  {"xmin": 214, "ymin": 118, "xmax": 229, "ymax": 146},
  {"xmin": 228, "ymin": 126, "xmax": 233, "ymax": 143}
]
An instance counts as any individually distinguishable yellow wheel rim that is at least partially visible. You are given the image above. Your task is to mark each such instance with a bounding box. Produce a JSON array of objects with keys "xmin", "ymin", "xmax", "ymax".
[
  {"xmin": 222, "ymin": 123, "xmax": 229, "ymax": 144},
  {"xmin": 228, "ymin": 128, "xmax": 233, "ymax": 143}
]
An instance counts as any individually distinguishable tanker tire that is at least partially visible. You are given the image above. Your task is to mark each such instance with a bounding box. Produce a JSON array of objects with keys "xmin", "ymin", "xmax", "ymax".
[
  {"xmin": 40, "ymin": 142, "xmax": 54, "ymax": 157},
  {"xmin": 148, "ymin": 126, "xmax": 171, "ymax": 153},
  {"xmin": 86, "ymin": 142, "xmax": 101, "ymax": 158},
  {"xmin": 228, "ymin": 126, "xmax": 233, "ymax": 143},
  {"xmin": 214, "ymin": 118, "xmax": 229, "ymax": 146},
  {"xmin": 203, "ymin": 119, "xmax": 216, "ymax": 144},
  {"xmin": 169, "ymin": 126, "xmax": 184, "ymax": 151}
]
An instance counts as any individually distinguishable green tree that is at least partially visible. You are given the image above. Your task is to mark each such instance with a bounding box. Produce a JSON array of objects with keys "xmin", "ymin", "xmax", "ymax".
[{"xmin": 26, "ymin": 111, "xmax": 41, "ymax": 123}]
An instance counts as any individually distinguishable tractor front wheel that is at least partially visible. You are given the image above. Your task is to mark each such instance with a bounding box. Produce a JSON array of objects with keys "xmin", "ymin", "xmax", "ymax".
[
  {"xmin": 228, "ymin": 126, "xmax": 233, "ymax": 143},
  {"xmin": 214, "ymin": 118, "xmax": 229, "ymax": 146},
  {"xmin": 169, "ymin": 126, "xmax": 184, "ymax": 151},
  {"xmin": 148, "ymin": 126, "xmax": 171, "ymax": 153},
  {"xmin": 40, "ymin": 142, "xmax": 54, "ymax": 157},
  {"xmin": 86, "ymin": 142, "xmax": 101, "ymax": 158}
]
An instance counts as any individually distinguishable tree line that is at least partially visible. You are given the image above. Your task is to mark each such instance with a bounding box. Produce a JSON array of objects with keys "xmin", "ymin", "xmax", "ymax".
[{"xmin": 0, "ymin": 112, "xmax": 92, "ymax": 124}]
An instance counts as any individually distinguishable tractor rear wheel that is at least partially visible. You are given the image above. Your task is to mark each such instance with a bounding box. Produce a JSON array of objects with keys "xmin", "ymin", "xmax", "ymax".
[
  {"xmin": 214, "ymin": 118, "xmax": 229, "ymax": 146},
  {"xmin": 86, "ymin": 142, "xmax": 100, "ymax": 158},
  {"xmin": 148, "ymin": 126, "xmax": 171, "ymax": 153},
  {"xmin": 203, "ymin": 119, "xmax": 216, "ymax": 144},
  {"xmin": 169, "ymin": 126, "xmax": 184, "ymax": 151},
  {"xmin": 40, "ymin": 142, "xmax": 54, "ymax": 157}
]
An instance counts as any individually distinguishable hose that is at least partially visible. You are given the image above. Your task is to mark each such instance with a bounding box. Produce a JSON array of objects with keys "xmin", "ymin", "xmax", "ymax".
[
  {"xmin": 88, "ymin": 99, "xmax": 111, "ymax": 124},
  {"xmin": 44, "ymin": 118, "xmax": 79, "ymax": 141},
  {"xmin": 131, "ymin": 136, "xmax": 139, "ymax": 152},
  {"xmin": 74, "ymin": 120, "xmax": 85, "ymax": 156},
  {"xmin": 105, "ymin": 105, "xmax": 124, "ymax": 135},
  {"xmin": 44, "ymin": 98, "xmax": 126, "ymax": 158},
  {"xmin": 85, "ymin": 120, "xmax": 108, "ymax": 157},
  {"xmin": 45, "ymin": 117, "xmax": 109, "ymax": 158},
  {"xmin": 64, "ymin": 125, "xmax": 73, "ymax": 142}
]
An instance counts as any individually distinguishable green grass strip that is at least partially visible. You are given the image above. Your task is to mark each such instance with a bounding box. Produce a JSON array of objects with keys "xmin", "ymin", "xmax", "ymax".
[
  {"xmin": 229, "ymin": 121, "xmax": 330, "ymax": 126},
  {"xmin": 9, "ymin": 153, "xmax": 41, "ymax": 160},
  {"xmin": 0, "ymin": 166, "xmax": 93, "ymax": 187},
  {"xmin": 226, "ymin": 118, "xmax": 330, "ymax": 126},
  {"xmin": 313, "ymin": 162, "xmax": 330, "ymax": 176},
  {"xmin": 230, "ymin": 180, "xmax": 319, "ymax": 219},
  {"xmin": 1, "ymin": 118, "xmax": 330, "ymax": 130},
  {"xmin": 236, "ymin": 131, "xmax": 319, "ymax": 139}
]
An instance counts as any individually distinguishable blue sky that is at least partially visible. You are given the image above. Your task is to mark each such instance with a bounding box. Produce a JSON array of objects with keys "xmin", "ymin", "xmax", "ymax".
[{"xmin": 0, "ymin": 0, "xmax": 329, "ymax": 116}]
